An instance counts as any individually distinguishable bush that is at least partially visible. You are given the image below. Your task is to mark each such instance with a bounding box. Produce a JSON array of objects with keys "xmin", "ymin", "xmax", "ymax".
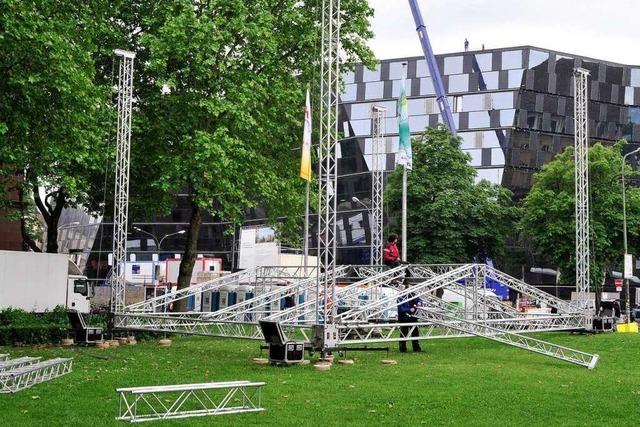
[
  {"xmin": 0, "ymin": 306, "xmax": 70, "ymax": 345},
  {"xmin": 0, "ymin": 325, "xmax": 67, "ymax": 345}
]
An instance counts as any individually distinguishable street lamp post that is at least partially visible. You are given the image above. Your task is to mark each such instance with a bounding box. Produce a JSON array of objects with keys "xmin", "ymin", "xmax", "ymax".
[
  {"xmin": 621, "ymin": 147, "xmax": 640, "ymax": 325},
  {"xmin": 132, "ymin": 227, "xmax": 186, "ymax": 288},
  {"xmin": 352, "ymin": 197, "xmax": 375, "ymax": 265}
]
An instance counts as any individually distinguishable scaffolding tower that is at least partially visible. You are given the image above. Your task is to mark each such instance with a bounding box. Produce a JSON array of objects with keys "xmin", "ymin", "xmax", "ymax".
[
  {"xmin": 111, "ymin": 50, "xmax": 135, "ymax": 315},
  {"xmin": 573, "ymin": 68, "xmax": 590, "ymax": 311},
  {"xmin": 316, "ymin": 0, "xmax": 341, "ymax": 329},
  {"xmin": 370, "ymin": 105, "xmax": 386, "ymax": 265}
]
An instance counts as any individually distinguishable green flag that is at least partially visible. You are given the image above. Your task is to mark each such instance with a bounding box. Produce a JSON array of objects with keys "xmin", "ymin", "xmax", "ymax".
[{"xmin": 397, "ymin": 74, "xmax": 412, "ymax": 169}]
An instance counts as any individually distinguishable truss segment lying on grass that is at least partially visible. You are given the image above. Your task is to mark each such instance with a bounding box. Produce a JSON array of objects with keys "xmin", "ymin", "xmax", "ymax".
[
  {"xmin": 0, "ymin": 358, "xmax": 73, "ymax": 393},
  {"xmin": 116, "ymin": 381, "xmax": 265, "ymax": 423}
]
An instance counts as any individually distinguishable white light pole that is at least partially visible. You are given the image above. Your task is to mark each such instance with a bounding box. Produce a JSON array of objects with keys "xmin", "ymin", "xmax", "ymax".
[
  {"xmin": 352, "ymin": 196, "xmax": 374, "ymax": 265},
  {"xmin": 621, "ymin": 147, "xmax": 640, "ymax": 325},
  {"xmin": 133, "ymin": 227, "xmax": 186, "ymax": 287}
]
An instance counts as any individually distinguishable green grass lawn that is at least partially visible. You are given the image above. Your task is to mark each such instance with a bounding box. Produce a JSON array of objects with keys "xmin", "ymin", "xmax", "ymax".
[{"xmin": 1, "ymin": 332, "xmax": 639, "ymax": 426}]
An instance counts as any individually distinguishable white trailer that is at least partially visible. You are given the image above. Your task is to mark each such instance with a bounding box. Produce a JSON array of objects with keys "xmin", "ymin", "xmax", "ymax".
[{"xmin": 0, "ymin": 250, "xmax": 91, "ymax": 313}]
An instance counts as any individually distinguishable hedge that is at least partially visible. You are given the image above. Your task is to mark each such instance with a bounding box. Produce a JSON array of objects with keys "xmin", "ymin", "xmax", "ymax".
[{"xmin": 0, "ymin": 325, "xmax": 68, "ymax": 345}]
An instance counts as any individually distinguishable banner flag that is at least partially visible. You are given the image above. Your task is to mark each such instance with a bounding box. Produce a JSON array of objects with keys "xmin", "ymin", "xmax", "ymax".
[
  {"xmin": 396, "ymin": 73, "xmax": 412, "ymax": 169},
  {"xmin": 300, "ymin": 88, "xmax": 312, "ymax": 181}
]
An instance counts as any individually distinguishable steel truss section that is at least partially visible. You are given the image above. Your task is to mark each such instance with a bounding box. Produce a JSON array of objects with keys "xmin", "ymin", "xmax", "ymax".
[
  {"xmin": 0, "ymin": 357, "xmax": 41, "ymax": 373},
  {"xmin": 123, "ymin": 266, "xmax": 320, "ymax": 314},
  {"xmin": 317, "ymin": 0, "xmax": 341, "ymax": 324},
  {"xmin": 268, "ymin": 265, "xmax": 409, "ymax": 325},
  {"xmin": 370, "ymin": 105, "xmax": 386, "ymax": 266},
  {"xmin": 337, "ymin": 264, "xmax": 476, "ymax": 322},
  {"xmin": 337, "ymin": 314, "xmax": 586, "ymax": 345},
  {"xmin": 116, "ymin": 312, "xmax": 313, "ymax": 342},
  {"xmin": 573, "ymin": 68, "xmax": 591, "ymax": 311},
  {"xmin": 205, "ymin": 266, "xmax": 350, "ymax": 323},
  {"xmin": 111, "ymin": 49, "xmax": 136, "ymax": 315},
  {"xmin": 116, "ymin": 381, "xmax": 265, "ymax": 423},
  {"xmin": 0, "ymin": 358, "xmax": 73, "ymax": 393},
  {"xmin": 418, "ymin": 308, "xmax": 598, "ymax": 369}
]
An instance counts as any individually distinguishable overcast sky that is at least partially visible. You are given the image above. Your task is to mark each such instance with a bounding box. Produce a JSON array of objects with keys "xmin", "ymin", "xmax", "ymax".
[{"xmin": 368, "ymin": 0, "xmax": 640, "ymax": 65}]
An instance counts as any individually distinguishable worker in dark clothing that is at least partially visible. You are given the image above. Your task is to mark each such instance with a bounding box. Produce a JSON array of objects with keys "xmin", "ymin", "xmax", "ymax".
[
  {"xmin": 397, "ymin": 285, "xmax": 422, "ymax": 352},
  {"xmin": 383, "ymin": 234, "xmax": 401, "ymax": 268},
  {"xmin": 464, "ymin": 38, "xmax": 469, "ymax": 52}
]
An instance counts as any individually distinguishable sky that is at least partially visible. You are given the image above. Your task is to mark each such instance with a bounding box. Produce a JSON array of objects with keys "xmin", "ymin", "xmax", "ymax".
[{"xmin": 368, "ymin": 0, "xmax": 640, "ymax": 65}]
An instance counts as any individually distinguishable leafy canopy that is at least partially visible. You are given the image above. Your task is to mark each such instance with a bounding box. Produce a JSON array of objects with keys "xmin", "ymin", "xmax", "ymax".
[
  {"xmin": 520, "ymin": 142, "xmax": 640, "ymax": 287},
  {"xmin": 386, "ymin": 126, "xmax": 519, "ymax": 264}
]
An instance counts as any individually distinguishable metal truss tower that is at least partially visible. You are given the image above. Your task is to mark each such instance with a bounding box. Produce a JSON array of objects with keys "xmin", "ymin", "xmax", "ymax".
[
  {"xmin": 111, "ymin": 49, "xmax": 136, "ymax": 314},
  {"xmin": 316, "ymin": 0, "xmax": 341, "ymax": 327},
  {"xmin": 370, "ymin": 105, "xmax": 386, "ymax": 265},
  {"xmin": 573, "ymin": 68, "xmax": 590, "ymax": 310}
]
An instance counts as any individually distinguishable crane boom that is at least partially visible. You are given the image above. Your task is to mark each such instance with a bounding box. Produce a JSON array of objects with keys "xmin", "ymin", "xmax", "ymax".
[{"xmin": 407, "ymin": 0, "xmax": 457, "ymax": 135}]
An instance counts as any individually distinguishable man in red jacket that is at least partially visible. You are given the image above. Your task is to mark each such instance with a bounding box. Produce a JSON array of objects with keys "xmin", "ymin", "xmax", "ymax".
[{"xmin": 383, "ymin": 234, "xmax": 401, "ymax": 268}]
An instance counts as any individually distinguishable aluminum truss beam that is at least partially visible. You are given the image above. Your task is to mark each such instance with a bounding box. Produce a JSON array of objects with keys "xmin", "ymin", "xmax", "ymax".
[
  {"xmin": 0, "ymin": 357, "xmax": 41, "ymax": 373},
  {"xmin": 122, "ymin": 266, "xmax": 320, "ymax": 315},
  {"xmin": 116, "ymin": 381, "xmax": 265, "ymax": 423},
  {"xmin": 317, "ymin": 0, "xmax": 341, "ymax": 324},
  {"xmin": 573, "ymin": 68, "xmax": 591, "ymax": 311},
  {"xmin": 118, "ymin": 312, "xmax": 312, "ymax": 342},
  {"xmin": 0, "ymin": 358, "xmax": 73, "ymax": 393},
  {"xmin": 418, "ymin": 308, "xmax": 598, "ymax": 369},
  {"xmin": 370, "ymin": 105, "xmax": 386, "ymax": 266},
  {"xmin": 337, "ymin": 314, "xmax": 586, "ymax": 345},
  {"xmin": 111, "ymin": 49, "xmax": 136, "ymax": 314},
  {"xmin": 267, "ymin": 265, "xmax": 408, "ymax": 325},
  {"xmin": 204, "ymin": 266, "xmax": 350, "ymax": 323}
]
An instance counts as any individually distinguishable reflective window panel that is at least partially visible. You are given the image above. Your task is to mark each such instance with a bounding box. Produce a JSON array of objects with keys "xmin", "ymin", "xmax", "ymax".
[
  {"xmin": 365, "ymin": 81, "xmax": 384, "ymax": 99},
  {"xmin": 363, "ymin": 65, "xmax": 381, "ymax": 82},
  {"xmin": 502, "ymin": 50, "xmax": 523, "ymax": 69},
  {"xmin": 392, "ymin": 79, "xmax": 412, "ymax": 97},
  {"xmin": 389, "ymin": 62, "xmax": 407, "ymax": 80},
  {"xmin": 448, "ymin": 74, "xmax": 469, "ymax": 93},
  {"xmin": 341, "ymin": 84, "xmax": 357, "ymax": 102},
  {"xmin": 474, "ymin": 53, "xmax": 492, "ymax": 72},
  {"xmin": 444, "ymin": 56, "xmax": 463, "ymax": 75},
  {"xmin": 528, "ymin": 50, "xmax": 549, "ymax": 68}
]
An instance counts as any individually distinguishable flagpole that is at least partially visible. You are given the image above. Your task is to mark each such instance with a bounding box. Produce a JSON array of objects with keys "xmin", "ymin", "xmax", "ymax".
[
  {"xmin": 402, "ymin": 164, "xmax": 407, "ymax": 262},
  {"xmin": 400, "ymin": 62, "xmax": 408, "ymax": 262},
  {"xmin": 303, "ymin": 179, "xmax": 310, "ymax": 274}
]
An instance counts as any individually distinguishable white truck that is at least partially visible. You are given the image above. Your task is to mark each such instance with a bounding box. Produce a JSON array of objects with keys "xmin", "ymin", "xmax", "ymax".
[{"xmin": 0, "ymin": 250, "xmax": 91, "ymax": 313}]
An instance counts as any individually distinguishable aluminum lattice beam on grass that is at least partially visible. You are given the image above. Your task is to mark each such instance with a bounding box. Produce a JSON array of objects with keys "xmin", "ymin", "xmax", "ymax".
[{"xmin": 116, "ymin": 381, "xmax": 265, "ymax": 423}]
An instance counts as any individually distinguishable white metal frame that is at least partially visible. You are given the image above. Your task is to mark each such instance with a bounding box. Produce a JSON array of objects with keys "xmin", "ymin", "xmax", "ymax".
[
  {"xmin": 316, "ymin": 0, "xmax": 341, "ymax": 326},
  {"xmin": 370, "ymin": 105, "xmax": 386, "ymax": 266},
  {"xmin": 0, "ymin": 358, "xmax": 73, "ymax": 393},
  {"xmin": 111, "ymin": 49, "xmax": 136, "ymax": 315},
  {"xmin": 116, "ymin": 381, "xmax": 265, "ymax": 423},
  {"xmin": 573, "ymin": 67, "xmax": 591, "ymax": 311}
]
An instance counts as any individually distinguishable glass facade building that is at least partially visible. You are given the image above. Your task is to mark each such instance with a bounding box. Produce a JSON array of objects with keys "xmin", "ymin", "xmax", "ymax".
[{"xmin": 72, "ymin": 46, "xmax": 640, "ymax": 279}]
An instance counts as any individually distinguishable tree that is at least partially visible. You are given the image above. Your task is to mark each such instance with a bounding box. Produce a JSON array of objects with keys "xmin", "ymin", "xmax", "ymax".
[
  {"xmin": 386, "ymin": 126, "xmax": 518, "ymax": 264},
  {"xmin": 117, "ymin": 1, "xmax": 374, "ymax": 310},
  {"xmin": 0, "ymin": 0, "xmax": 112, "ymax": 252},
  {"xmin": 520, "ymin": 142, "xmax": 640, "ymax": 291}
]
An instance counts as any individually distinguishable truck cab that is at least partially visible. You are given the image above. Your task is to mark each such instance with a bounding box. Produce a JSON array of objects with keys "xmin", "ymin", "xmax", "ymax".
[{"xmin": 68, "ymin": 275, "xmax": 92, "ymax": 313}]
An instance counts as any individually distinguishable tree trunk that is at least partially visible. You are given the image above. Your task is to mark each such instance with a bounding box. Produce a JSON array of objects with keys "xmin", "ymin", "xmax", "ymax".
[
  {"xmin": 17, "ymin": 186, "xmax": 41, "ymax": 252},
  {"xmin": 174, "ymin": 200, "xmax": 204, "ymax": 312}
]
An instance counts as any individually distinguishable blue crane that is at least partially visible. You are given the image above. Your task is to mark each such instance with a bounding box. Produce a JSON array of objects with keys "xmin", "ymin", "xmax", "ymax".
[{"xmin": 407, "ymin": 0, "xmax": 457, "ymax": 135}]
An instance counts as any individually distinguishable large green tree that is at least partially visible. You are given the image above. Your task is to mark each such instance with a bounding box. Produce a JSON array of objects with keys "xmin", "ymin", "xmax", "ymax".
[
  {"xmin": 386, "ymin": 126, "xmax": 518, "ymax": 263},
  {"xmin": 0, "ymin": 0, "xmax": 112, "ymax": 252},
  {"xmin": 117, "ymin": 1, "xmax": 374, "ymax": 310},
  {"xmin": 520, "ymin": 142, "xmax": 640, "ymax": 290}
]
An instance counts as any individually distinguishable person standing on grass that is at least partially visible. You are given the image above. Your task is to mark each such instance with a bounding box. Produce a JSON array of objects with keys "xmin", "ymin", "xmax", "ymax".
[
  {"xmin": 383, "ymin": 233, "xmax": 401, "ymax": 268},
  {"xmin": 397, "ymin": 283, "xmax": 422, "ymax": 353}
]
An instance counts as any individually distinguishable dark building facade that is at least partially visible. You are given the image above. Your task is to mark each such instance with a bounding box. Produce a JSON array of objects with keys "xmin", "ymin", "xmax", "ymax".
[{"xmin": 67, "ymin": 45, "xmax": 640, "ymax": 280}]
